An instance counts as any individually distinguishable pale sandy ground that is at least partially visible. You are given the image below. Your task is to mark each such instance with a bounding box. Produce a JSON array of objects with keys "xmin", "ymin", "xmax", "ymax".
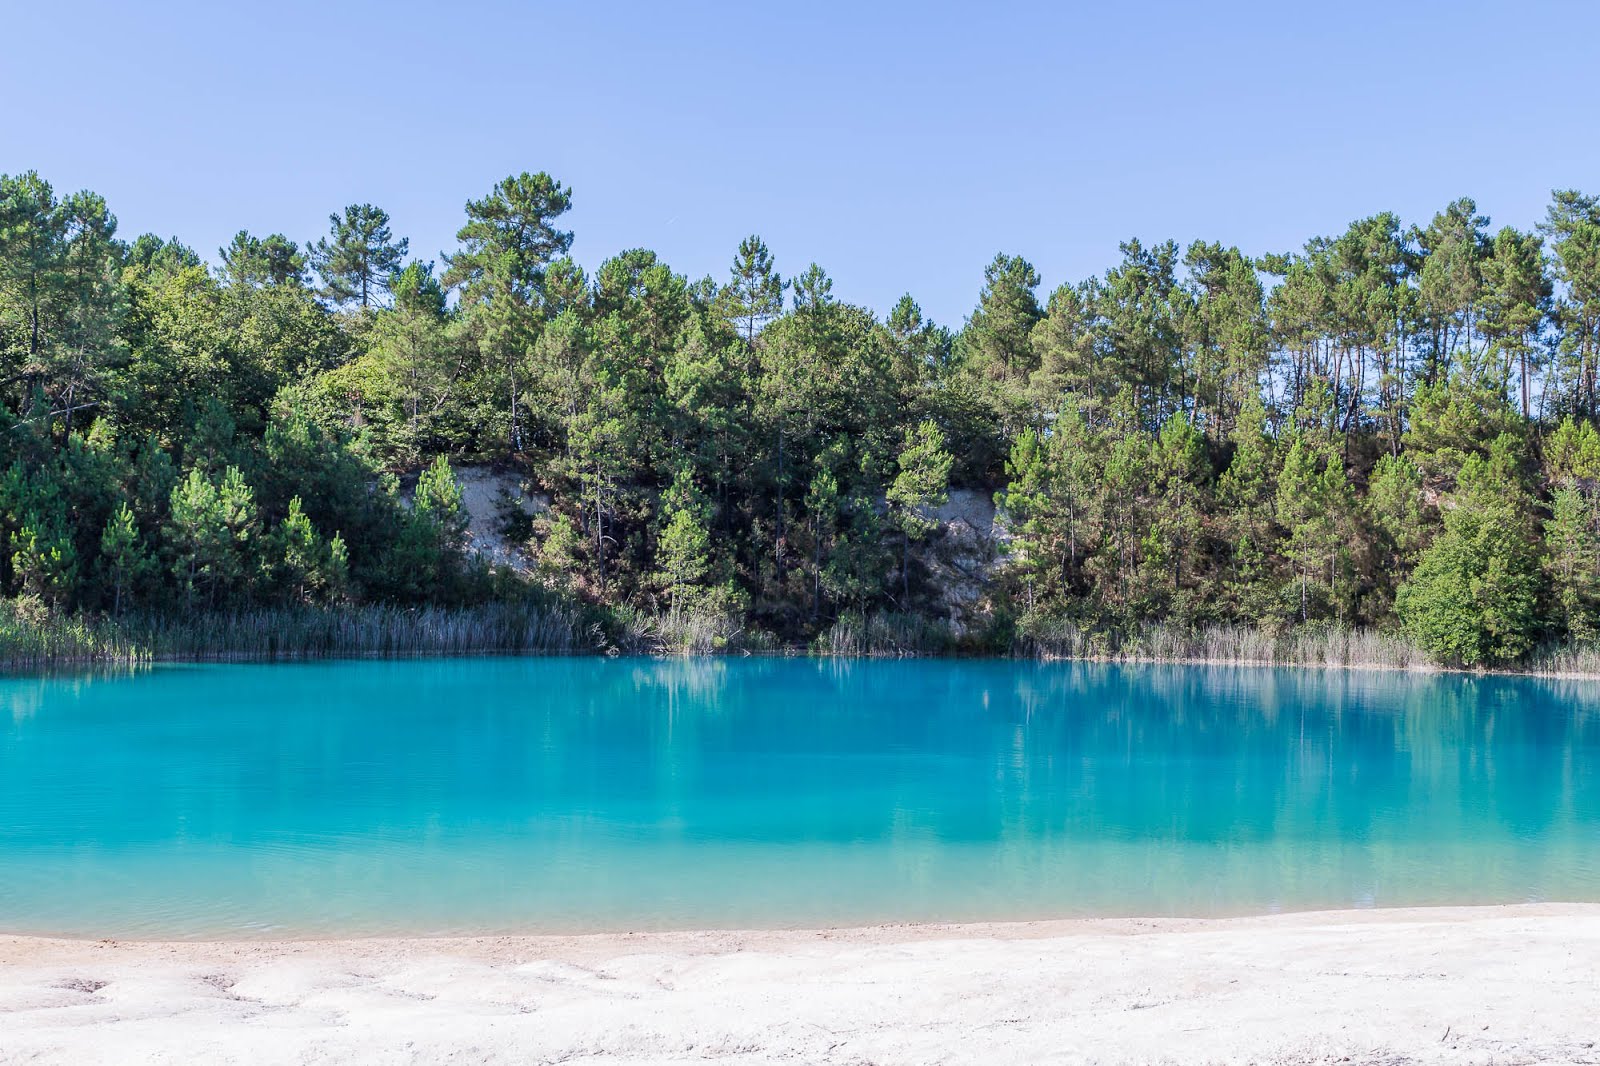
[{"xmin": 3, "ymin": 905, "xmax": 1599, "ymax": 1065}]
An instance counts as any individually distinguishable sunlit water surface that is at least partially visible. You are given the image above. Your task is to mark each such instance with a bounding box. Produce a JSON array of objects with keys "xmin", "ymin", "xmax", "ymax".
[{"xmin": 2, "ymin": 657, "xmax": 1598, "ymax": 937}]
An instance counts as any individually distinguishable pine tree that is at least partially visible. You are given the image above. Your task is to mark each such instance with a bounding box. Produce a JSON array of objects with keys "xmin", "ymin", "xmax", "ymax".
[
  {"xmin": 99, "ymin": 502, "xmax": 152, "ymax": 615},
  {"xmin": 54, "ymin": 190, "xmax": 122, "ymax": 437},
  {"xmin": 444, "ymin": 172, "xmax": 574, "ymax": 451},
  {"xmin": 1479, "ymin": 226, "xmax": 1549, "ymax": 418},
  {"xmin": 822, "ymin": 487, "xmax": 888, "ymax": 613},
  {"xmin": 414, "ymin": 455, "xmax": 468, "ymax": 551},
  {"xmin": 1397, "ymin": 437, "xmax": 1544, "ymax": 665},
  {"xmin": 1541, "ymin": 191, "xmax": 1600, "ymax": 417},
  {"xmin": 443, "ymin": 173, "xmax": 574, "ymax": 302},
  {"xmin": 219, "ymin": 231, "xmax": 307, "ymax": 287},
  {"xmin": 1180, "ymin": 240, "xmax": 1266, "ymax": 438},
  {"xmin": 886, "ymin": 295, "xmax": 952, "ymax": 387},
  {"xmin": 10, "ymin": 516, "xmax": 76, "ymax": 609},
  {"xmin": 371, "ymin": 262, "xmax": 453, "ymax": 461},
  {"xmin": 1544, "ymin": 487, "xmax": 1600, "ymax": 641},
  {"xmin": 1027, "ymin": 281, "xmax": 1100, "ymax": 421},
  {"xmin": 720, "ymin": 235, "xmax": 785, "ymax": 344},
  {"xmin": 276, "ymin": 495, "xmax": 347, "ymax": 604},
  {"xmin": 1367, "ymin": 453, "xmax": 1429, "ymax": 579},
  {"xmin": 1275, "ymin": 435, "xmax": 1354, "ymax": 621},
  {"xmin": 168, "ymin": 466, "xmax": 257, "ymax": 608},
  {"xmin": 310, "ymin": 204, "xmax": 409, "ymax": 308},
  {"xmin": 655, "ymin": 470, "xmax": 713, "ymax": 616},
  {"xmin": 536, "ymin": 512, "xmax": 583, "ymax": 589},
  {"xmin": 804, "ymin": 457, "xmax": 842, "ymax": 617},
  {"xmin": 1217, "ymin": 396, "xmax": 1276, "ymax": 537},
  {"xmin": 0, "ymin": 171, "xmax": 67, "ymax": 366},
  {"xmin": 887, "ymin": 420, "xmax": 952, "ymax": 601},
  {"xmin": 960, "ymin": 253, "xmax": 1042, "ymax": 441},
  {"xmin": 1122, "ymin": 413, "xmax": 1204, "ymax": 619}
]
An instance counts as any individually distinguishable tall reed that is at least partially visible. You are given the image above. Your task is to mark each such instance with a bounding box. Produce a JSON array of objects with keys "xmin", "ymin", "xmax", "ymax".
[
  {"xmin": 0, "ymin": 600, "xmax": 591, "ymax": 668},
  {"xmin": 1016, "ymin": 616, "xmax": 1432, "ymax": 670},
  {"xmin": 15, "ymin": 594, "xmax": 1600, "ymax": 679},
  {"xmin": 1522, "ymin": 641, "xmax": 1600, "ymax": 678},
  {"xmin": 820, "ymin": 611, "xmax": 959, "ymax": 658},
  {"xmin": 0, "ymin": 600, "xmax": 148, "ymax": 667},
  {"xmin": 612, "ymin": 606, "xmax": 778, "ymax": 655}
]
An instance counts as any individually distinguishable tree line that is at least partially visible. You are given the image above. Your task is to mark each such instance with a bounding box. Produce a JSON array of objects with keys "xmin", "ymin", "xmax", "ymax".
[{"xmin": 3, "ymin": 168, "xmax": 1600, "ymax": 664}]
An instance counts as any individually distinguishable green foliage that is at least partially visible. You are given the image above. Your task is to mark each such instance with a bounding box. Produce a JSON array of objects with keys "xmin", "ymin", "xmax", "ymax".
[
  {"xmin": 442, "ymin": 172, "xmax": 573, "ymax": 304},
  {"xmin": 414, "ymin": 455, "xmax": 467, "ymax": 550},
  {"xmin": 659, "ymin": 473, "xmax": 716, "ymax": 614},
  {"xmin": 1404, "ymin": 377, "xmax": 1523, "ymax": 482},
  {"xmin": 310, "ymin": 204, "xmax": 409, "ymax": 308},
  {"xmin": 887, "ymin": 420, "xmax": 952, "ymax": 599},
  {"xmin": 10, "ymin": 167, "xmax": 1600, "ymax": 667},
  {"xmin": 1396, "ymin": 441, "xmax": 1545, "ymax": 665},
  {"xmin": 167, "ymin": 465, "xmax": 259, "ymax": 609},
  {"xmin": 443, "ymin": 171, "xmax": 574, "ymax": 452},
  {"xmin": 1275, "ymin": 434, "xmax": 1356, "ymax": 622},
  {"xmin": 1365, "ymin": 452, "xmax": 1430, "ymax": 616},
  {"xmin": 1545, "ymin": 487, "xmax": 1600, "ymax": 640},
  {"xmin": 720, "ymin": 235, "xmax": 785, "ymax": 343},
  {"xmin": 220, "ymin": 230, "xmax": 307, "ymax": 288},
  {"xmin": 997, "ymin": 410, "xmax": 1099, "ymax": 607},
  {"xmin": 99, "ymin": 502, "xmax": 153, "ymax": 615},
  {"xmin": 1218, "ymin": 396, "xmax": 1276, "ymax": 530},
  {"xmin": 959, "ymin": 253, "xmax": 1042, "ymax": 447},
  {"xmin": 275, "ymin": 496, "xmax": 349, "ymax": 605},
  {"xmin": 1542, "ymin": 416, "xmax": 1600, "ymax": 483},
  {"xmin": 536, "ymin": 512, "xmax": 583, "ymax": 589},
  {"xmin": 11, "ymin": 517, "xmax": 77, "ymax": 607}
]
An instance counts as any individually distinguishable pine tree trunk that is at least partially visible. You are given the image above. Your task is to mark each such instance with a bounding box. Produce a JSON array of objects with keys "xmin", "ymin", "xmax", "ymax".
[
  {"xmin": 594, "ymin": 483, "xmax": 606, "ymax": 591},
  {"xmin": 775, "ymin": 428, "xmax": 785, "ymax": 579},
  {"xmin": 902, "ymin": 536, "xmax": 910, "ymax": 602},
  {"xmin": 1521, "ymin": 349, "xmax": 1530, "ymax": 419}
]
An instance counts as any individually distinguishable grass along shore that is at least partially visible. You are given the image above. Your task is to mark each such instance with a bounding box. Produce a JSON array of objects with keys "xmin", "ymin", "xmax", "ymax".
[
  {"xmin": 1011, "ymin": 617, "xmax": 1600, "ymax": 679},
  {"xmin": 0, "ymin": 599, "xmax": 595, "ymax": 667},
  {"xmin": 820, "ymin": 610, "xmax": 1600, "ymax": 678},
  {"xmin": 6, "ymin": 599, "xmax": 1600, "ymax": 679}
]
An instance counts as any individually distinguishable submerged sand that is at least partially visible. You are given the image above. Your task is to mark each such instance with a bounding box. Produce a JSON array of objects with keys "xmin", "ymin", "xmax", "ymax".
[{"xmin": 2, "ymin": 904, "xmax": 1598, "ymax": 1064}]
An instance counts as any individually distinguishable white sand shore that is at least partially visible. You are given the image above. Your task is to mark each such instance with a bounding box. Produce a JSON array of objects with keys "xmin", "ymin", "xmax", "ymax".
[{"xmin": 3, "ymin": 904, "xmax": 1598, "ymax": 1065}]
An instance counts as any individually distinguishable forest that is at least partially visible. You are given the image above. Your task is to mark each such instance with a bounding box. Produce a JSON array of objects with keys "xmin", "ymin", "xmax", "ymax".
[{"xmin": 4, "ymin": 168, "xmax": 1600, "ymax": 667}]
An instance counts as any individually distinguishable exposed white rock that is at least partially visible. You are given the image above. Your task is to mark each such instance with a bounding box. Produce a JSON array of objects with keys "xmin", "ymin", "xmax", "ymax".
[{"xmin": 920, "ymin": 488, "xmax": 1008, "ymax": 633}]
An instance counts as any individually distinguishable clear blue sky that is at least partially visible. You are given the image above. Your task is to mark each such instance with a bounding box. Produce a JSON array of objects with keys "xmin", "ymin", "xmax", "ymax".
[{"xmin": 5, "ymin": 0, "xmax": 1598, "ymax": 326}]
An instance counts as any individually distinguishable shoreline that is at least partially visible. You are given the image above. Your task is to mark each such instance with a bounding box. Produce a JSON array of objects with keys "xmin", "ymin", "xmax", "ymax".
[
  {"xmin": 10, "ymin": 647, "xmax": 1600, "ymax": 683},
  {"xmin": 3, "ymin": 895, "xmax": 1593, "ymax": 946},
  {"xmin": 10, "ymin": 602, "xmax": 1600, "ymax": 680},
  {"xmin": 5, "ymin": 903, "xmax": 1599, "ymax": 1063}
]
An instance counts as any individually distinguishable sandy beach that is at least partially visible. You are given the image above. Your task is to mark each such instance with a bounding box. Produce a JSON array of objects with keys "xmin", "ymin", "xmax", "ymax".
[{"xmin": 2, "ymin": 904, "xmax": 1597, "ymax": 1064}]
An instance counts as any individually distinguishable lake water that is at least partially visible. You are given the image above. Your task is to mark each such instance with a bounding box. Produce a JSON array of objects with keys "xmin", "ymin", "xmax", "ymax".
[{"xmin": 2, "ymin": 657, "xmax": 1598, "ymax": 938}]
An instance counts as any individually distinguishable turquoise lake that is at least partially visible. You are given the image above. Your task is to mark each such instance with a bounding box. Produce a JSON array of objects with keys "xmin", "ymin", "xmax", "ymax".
[{"xmin": 2, "ymin": 657, "xmax": 1598, "ymax": 938}]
